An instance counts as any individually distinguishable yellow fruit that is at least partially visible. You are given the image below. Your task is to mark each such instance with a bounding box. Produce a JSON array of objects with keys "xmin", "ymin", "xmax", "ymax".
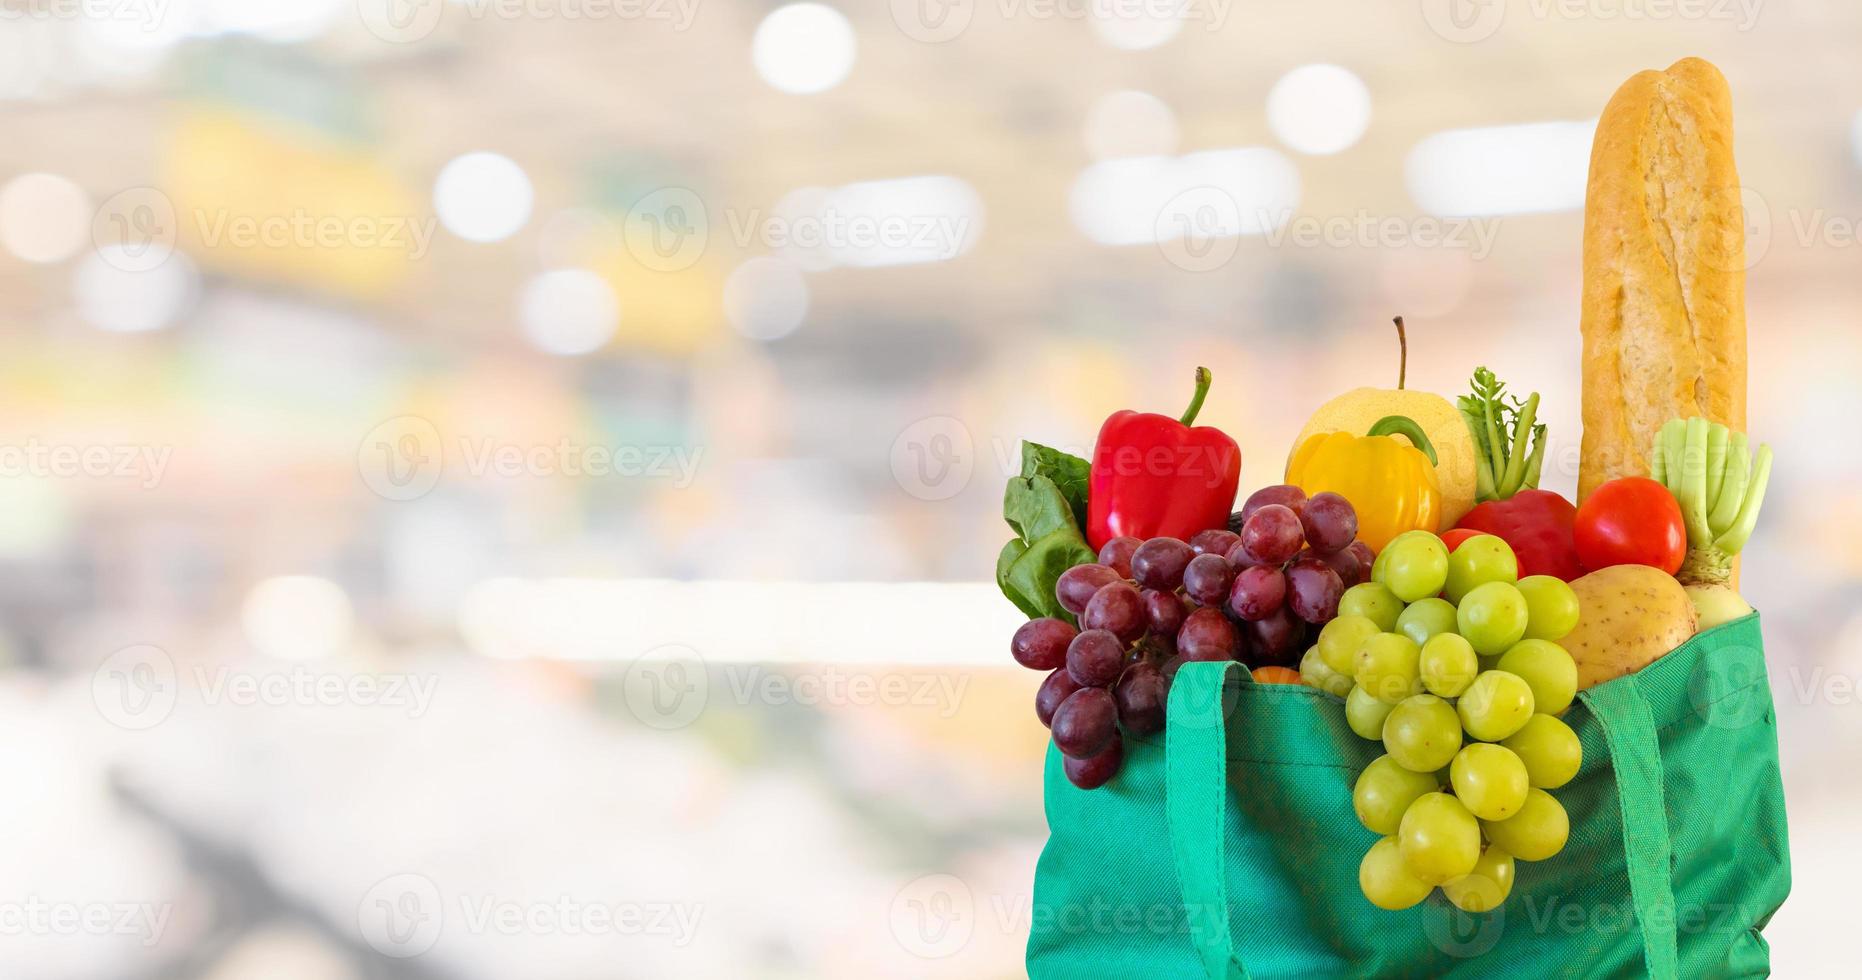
[{"xmin": 1293, "ymin": 387, "xmax": 1477, "ymax": 529}]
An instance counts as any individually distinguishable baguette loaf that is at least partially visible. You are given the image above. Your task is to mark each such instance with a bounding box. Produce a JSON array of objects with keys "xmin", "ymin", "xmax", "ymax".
[{"xmin": 1578, "ymin": 57, "xmax": 1747, "ymax": 503}]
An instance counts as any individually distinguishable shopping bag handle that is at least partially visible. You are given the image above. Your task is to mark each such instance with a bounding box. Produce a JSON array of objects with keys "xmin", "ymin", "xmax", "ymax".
[
  {"xmin": 1579, "ymin": 676, "xmax": 1681, "ymax": 980},
  {"xmin": 1164, "ymin": 659, "xmax": 1251, "ymax": 980},
  {"xmin": 1165, "ymin": 659, "xmax": 1681, "ymax": 980}
]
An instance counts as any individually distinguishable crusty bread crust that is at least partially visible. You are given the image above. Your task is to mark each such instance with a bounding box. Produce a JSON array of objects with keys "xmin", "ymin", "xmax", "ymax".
[{"xmin": 1579, "ymin": 57, "xmax": 1747, "ymax": 503}]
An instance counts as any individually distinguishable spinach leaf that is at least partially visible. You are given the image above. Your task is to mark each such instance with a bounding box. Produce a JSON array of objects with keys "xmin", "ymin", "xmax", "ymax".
[
  {"xmin": 999, "ymin": 529, "xmax": 1096, "ymax": 623},
  {"xmin": 1020, "ymin": 441, "xmax": 1090, "ymax": 529},
  {"xmin": 995, "ymin": 539, "xmax": 1043, "ymax": 619},
  {"xmin": 1003, "ymin": 474, "xmax": 1077, "ymax": 544}
]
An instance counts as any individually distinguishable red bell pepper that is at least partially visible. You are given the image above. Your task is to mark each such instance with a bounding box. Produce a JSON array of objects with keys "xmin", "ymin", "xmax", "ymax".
[
  {"xmin": 1451, "ymin": 368, "xmax": 1583, "ymax": 580},
  {"xmin": 1086, "ymin": 368, "xmax": 1241, "ymax": 549},
  {"xmin": 1456, "ymin": 489, "xmax": 1584, "ymax": 581}
]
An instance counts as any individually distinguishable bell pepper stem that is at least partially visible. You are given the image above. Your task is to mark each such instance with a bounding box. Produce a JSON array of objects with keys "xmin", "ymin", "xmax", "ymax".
[
  {"xmin": 1179, "ymin": 367, "xmax": 1212, "ymax": 426},
  {"xmin": 1392, "ymin": 316, "xmax": 1407, "ymax": 390},
  {"xmin": 1367, "ymin": 414, "xmax": 1439, "ymax": 466}
]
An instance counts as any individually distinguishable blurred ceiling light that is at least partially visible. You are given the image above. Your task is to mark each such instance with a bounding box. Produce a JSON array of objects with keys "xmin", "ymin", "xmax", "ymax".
[
  {"xmin": 518, "ymin": 268, "xmax": 619, "ymax": 356},
  {"xmin": 1069, "ymin": 147, "xmax": 1301, "ymax": 246},
  {"xmin": 752, "ymin": 3, "xmax": 857, "ymax": 95},
  {"xmin": 724, "ymin": 257, "xmax": 810, "ymax": 340},
  {"xmin": 1406, "ymin": 120, "xmax": 1594, "ymax": 217},
  {"xmin": 1089, "ymin": 0, "xmax": 1184, "ymax": 50},
  {"xmin": 434, "ymin": 151, "xmax": 534, "ymax": 243},
  {"xmin": 819, "ymin": 175, "xmax": 984, "ymax": 267},
  {"xmin": 459, "ymin": 579, "xmax": 1024, "ymax": 665},
  {"xmin": 242, "ymin": 576, "xmax": 354, "ymax": 661},
  {"xmin": 0, "ymin": 173, "xmax": 91, "ymax": 263},
  {"xmin": 1083, "ymin": 90, "xmax": 1180, "ymax": 161},
  {"xmin": 205, "ymin": 0, "xmax": 346, "ymax": 42},
  {"xmin": 74, "ymin": 247, "xmax": 199, "ymax": 332},
  {"xmin": 77, "ymin": 0, "xmax": 190, "ymax": 52},
  {"xmin": 1267, "ymin": 64, "xmax": 1372, "ymax": 156}
]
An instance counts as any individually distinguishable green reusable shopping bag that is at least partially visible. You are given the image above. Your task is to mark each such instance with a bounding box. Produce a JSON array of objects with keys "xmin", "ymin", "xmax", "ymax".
[{"xmin": 1027, "ymin": 613, "xmax": 1790, "ymax": 978}]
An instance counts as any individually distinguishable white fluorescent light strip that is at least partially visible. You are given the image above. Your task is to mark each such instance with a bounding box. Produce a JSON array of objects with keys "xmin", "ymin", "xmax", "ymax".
[
  {"xmin": 459, "ymin": 579, "xmax": 1028, "ymax": 666},
  {"xmin": 1069, "ymin": 146, "xmax": 1302, "ymax": 246},
  {"xmin": 1405, "ymin": 120, "xmax": 1597, "ymax": 217}
]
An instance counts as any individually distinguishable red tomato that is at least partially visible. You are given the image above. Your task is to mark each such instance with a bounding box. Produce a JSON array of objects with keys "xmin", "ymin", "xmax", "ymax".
[
  {"xmin": 1251, "ymin": 666, "xmax": 1304, "ymax": 685},
  {"xmin": 1439, "ymin": 528, "xmax": 1481, "ymax": 552},
  {"xmin": 1573, "ymin": 477, "xmax": 1686, "ymax": 575}
]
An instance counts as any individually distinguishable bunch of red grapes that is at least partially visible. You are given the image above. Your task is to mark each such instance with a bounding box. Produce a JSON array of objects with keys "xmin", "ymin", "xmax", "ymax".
[{"xmin": 1010, "ymin": 486, "xmax": 1372, "ymax": 789}]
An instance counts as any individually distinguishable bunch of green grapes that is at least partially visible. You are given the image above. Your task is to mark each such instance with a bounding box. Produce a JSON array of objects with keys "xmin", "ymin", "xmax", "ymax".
[{"xmin": 1298, "ymin": 531, "xmax": 1585, "ymax": 913}]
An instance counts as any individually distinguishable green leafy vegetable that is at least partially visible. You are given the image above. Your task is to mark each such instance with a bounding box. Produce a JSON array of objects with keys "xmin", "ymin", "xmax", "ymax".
[
  {"xmin": 999, "ymin": 530, "xmax": 1096, "ymax": 623},
  {"xmin": 1458, "ymin": 367, "xmax": 1547, "ymax": 503},
  {"xmin": 1004, "ymin": 474, "xmax": 1079, "ymax": 544},
  {"xmin": 1019, "ymin": 441, "xmax": 1090, "ymax": 529},
  {"xmin": 996, "ymin": 461, "xmax": 1097, "ymax": 622}
]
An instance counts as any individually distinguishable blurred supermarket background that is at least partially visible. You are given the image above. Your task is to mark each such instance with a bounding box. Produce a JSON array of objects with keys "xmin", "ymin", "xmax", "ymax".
[{"xmin": 2, "ymin": 0, "xmax": 1860, "ymax": 976}]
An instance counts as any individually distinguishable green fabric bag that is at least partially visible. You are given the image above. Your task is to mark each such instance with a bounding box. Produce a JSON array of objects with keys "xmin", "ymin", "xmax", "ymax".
[{"xmin": 1027, "ymin": 613, "xmax": 1790, "ymax": 978}]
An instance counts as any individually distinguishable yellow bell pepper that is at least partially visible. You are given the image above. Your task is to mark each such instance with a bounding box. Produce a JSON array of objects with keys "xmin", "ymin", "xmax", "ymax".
[{"xmin": 1285, "ymin": 415, "xmax": 1442, "ymax": 552}]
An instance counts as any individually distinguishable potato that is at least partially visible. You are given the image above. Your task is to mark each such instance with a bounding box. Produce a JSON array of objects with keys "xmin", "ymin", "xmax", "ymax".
[{"xmin": 1565, "ymin": 565, "xmax": 1698, "ymax": 690}]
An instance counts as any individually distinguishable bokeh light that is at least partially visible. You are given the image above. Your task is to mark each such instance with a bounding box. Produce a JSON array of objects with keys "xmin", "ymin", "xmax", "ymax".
[
  {"xmin": 724, "ymin": 257, "xmax": 810, "ymax": 341},
  {"xmin": 0, "ymin": 173, "xmax": 91, "ymax": 264},
  {"xmin": 1267, "ymin": 64, "xmax": 1373, "ymax": 156},
  {"xmin": 434, "ymin": 152, "xmax": 535, "ymax": 243},
  {"xmin": 241, "ymin": 576, "xmax": 355, "ymax": 661},
  {"xmin": 73, "ymin": 247, "xmax": 200, "ymax": 332},
  {"xmin": 519, "ymin": 268, "xmax": 620, "ymax": 356},
  {"xmin": 752, "ymin": 4, "xmax": 857, "ymax": 95},
  {"xmin": 1406, "ymin": 121, "xmax": 1594, "ymax": 216}
]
